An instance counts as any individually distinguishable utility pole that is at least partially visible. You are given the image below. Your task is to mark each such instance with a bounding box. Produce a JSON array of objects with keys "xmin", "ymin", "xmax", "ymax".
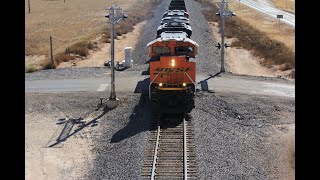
[
  {"xmin": 105, "ymin": 5, "xmax": 127, "ymax": 108},
  {"xmin": 220, "ymin": 0, "xmax": 226, "ymax": 72},
  {"xmin": 216, "ymin": 0, "xmax": 235, "ymax": 73}
]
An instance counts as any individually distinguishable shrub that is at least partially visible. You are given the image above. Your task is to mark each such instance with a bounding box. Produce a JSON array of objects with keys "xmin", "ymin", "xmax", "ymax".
[
  {"xmin": 26, "ymin": 65, "xmax": 38, "ymax": 73},
  {"xmin": 69, "ymin": 42, "xmax": 89, "ymax": 57},
  {"xmin": 42, "ymin": 58, "xmax": 56, "ymax": 69},
  {"xmin": 116, "ymin": 30, "xmax": 122, "ymax": 36},
  {"xmin": 54, "ymin": 53, "xmax": 76, "ymax": 65}
]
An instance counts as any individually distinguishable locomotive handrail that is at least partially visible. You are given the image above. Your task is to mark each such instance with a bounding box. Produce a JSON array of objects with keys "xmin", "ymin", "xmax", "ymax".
[
  {"xmin": 149, "ymin": 72, "xmax": 160, "ymax": 100},
  {"xmin": 184, "ymin": 71, "xmax": 195, "ymax": 84}
]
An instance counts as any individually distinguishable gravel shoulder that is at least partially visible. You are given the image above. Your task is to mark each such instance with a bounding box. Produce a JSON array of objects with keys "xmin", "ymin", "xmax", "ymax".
[
  {"xmin": 191, "ymin": 91, "xmax": 295, "ymax": 179},
  {"xmin": 25, "ymin": 67, "xmax": 110, "ymax": 81}
]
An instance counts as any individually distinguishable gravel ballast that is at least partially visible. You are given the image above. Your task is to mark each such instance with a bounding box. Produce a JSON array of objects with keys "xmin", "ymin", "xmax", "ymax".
[
  {"xmin": 25, "ymin": 67, "xmax": 110, "ymax": 81},
  {"xmin": 185, "ymin": 0, "xmax": 221, "ymax": 74},
  {"xmin": 85, "ymin": 93, "xmax": 152, "ymax": 179},
  {"xmin": 191, "ymin": 92, "xmax": 295, "ymax": 179},
  {"xmin": 131, "ymin": 0, "xmax": 171, "ymax": 71}
]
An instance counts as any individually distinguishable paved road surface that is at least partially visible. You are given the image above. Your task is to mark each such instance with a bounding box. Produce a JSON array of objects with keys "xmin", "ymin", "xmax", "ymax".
[
  {"xmin": 25, "ymin": 71, "xmax": 294, "ymax": 98},
  {"xmin": 240, "ymin": 0, "xmax": 295, "ymax": 27}
]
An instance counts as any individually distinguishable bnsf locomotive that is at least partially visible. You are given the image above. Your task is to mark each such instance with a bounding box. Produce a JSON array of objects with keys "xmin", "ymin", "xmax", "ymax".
[{"xmin": 147, "ymin": 0, "xmax": 198, "ymax": 113}]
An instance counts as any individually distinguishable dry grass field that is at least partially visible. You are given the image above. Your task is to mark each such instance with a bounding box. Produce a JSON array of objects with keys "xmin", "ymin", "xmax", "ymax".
[
  {"xmin": 25, "ymin": 0, "xmax": 129, "ymax": 56},
  {"xmin": 197, "ymin": 0, "xmax": 295, "ymax": 78},
  {"xmin": 25, "ymin": 0, "xmax": 161, "ymax": 71},
  {"xmin": 228, "ymin": 0, "xmax": 295, "ymax": 52},
  {"xmin": 272, "ymin": 0, "xmax": 295, "ymax": 14}
]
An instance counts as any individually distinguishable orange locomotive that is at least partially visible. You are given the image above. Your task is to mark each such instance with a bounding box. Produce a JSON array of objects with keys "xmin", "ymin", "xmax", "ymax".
[
  {"xmin": 147, "ymin": 0, "xmax": 197, "ymax": 113},
  {"xmin": 147, "ymin": 31, "xmax": 198, "ymax": 113}
]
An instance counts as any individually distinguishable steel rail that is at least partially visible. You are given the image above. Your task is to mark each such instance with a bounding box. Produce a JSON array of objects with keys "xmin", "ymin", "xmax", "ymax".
[
  {"xmin": 150, "ymin": 125, "xmax": 160, "ymax": 180},
  {"xmin": 183, "ymin": 118, "xmax": 188, "ymax": 180}
]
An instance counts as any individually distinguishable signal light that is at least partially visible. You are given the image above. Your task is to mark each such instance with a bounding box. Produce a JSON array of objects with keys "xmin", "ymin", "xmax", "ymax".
[
  {"xmin": 182, "ymin": 83, "xmax": 186, "ymax": 87},
  {"xmin": 159, "ymin": 83, "xmax": 163, "ymax": 87}
]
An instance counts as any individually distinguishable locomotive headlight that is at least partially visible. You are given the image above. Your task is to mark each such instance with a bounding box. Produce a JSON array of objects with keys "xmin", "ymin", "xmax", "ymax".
[
  {"xmin": 182, "ymin": 83, "xmax": 186, "ymax": 87},
  {"xmin": 171, "ymin": 59, "xmax": 175, "ymax": 67},
  {"xmin": 159, "ymin": 83, "xmax": 163, "ymax": 87}
]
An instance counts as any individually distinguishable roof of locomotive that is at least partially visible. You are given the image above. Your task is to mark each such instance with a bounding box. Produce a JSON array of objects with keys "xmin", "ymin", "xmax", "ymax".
[
  {"xmin": 163, "ymin": 10, "xmax": 189, "ymax": 17},
  {"xmin": 146, "ymin": 31, "xmax": 199, "ymax": 47}
]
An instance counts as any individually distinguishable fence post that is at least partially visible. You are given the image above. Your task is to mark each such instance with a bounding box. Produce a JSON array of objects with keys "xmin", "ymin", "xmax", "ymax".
[{"xmin": 50, "ymin": 35, "xmax": 54, "ymax": 68}]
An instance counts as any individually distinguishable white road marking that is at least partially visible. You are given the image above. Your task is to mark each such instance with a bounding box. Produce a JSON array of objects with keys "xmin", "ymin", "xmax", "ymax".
[{"xmin": 97, "ymin": 84, "xmax": 108, "ymax": 92}]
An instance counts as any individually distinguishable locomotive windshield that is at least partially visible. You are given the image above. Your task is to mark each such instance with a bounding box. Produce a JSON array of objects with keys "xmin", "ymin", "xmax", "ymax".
[
  {"xmin": 175, "ymin": 46, "xmax": 193, "ymax": 55},
  {"xmin": 152, "ymin": 46, "xmax": 171, "ymax": 54}
]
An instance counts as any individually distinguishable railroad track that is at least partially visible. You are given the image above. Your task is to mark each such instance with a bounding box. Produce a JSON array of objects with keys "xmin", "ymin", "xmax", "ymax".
[{"xmin": 142, "ymin": 114, "xmax": 197, "ymax": 180}]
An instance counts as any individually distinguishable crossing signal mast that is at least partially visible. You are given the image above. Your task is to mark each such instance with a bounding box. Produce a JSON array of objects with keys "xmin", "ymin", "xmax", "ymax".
[
  {"xmin": 105, "ymin": 5, "xmax": 128, "ymax": 108},
  {"xmin": 216, "ymin": 0, "xmax": 235, "ymax": 73}
]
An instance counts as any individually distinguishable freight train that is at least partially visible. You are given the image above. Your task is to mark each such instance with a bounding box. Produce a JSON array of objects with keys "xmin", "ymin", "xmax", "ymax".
[{"xmin": 147, "ymin": 0, "xmax": 198, "ymax": 114}]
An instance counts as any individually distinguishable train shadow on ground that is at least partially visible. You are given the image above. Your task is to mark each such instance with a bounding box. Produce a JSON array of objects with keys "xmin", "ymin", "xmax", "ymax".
[{"xmin": 110, "ymin": 77, "xmax": 187, "ymax": 143}]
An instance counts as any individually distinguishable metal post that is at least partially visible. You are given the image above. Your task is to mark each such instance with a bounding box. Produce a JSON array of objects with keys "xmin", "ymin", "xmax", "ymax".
[
  {"xmin": 50, "ymin": 35, "xmax": 54, "ymax": 68},
  {"xmin": 105, "ymin": 5, "xmax": 127, "ymax": 108},
  {"xmin": 28, "ymin": 0, "xmax": 30, "ymax": 14},
  {"xmin": 109, "ymin": 6, "xmax": 116, "ymax": 100},
  {"xmin": 220, "ymin": 0, "xmax": 225, "ymax": 73}
]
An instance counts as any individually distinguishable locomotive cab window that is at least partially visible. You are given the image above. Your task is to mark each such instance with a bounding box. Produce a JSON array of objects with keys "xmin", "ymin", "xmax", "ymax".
[
  {"xmin": 152, "ymin": 46, "xmax": 171, "ymax": 54},
  {"xmin": 175, "ymin": 46, "xmax": 193, "ymax": 55}
]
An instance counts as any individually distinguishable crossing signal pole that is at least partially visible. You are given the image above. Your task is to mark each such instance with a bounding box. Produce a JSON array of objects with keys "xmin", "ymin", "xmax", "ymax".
[
  {"xmin": 216, "ymin": 0, "xmax": 235, "ymax": 73},
  {"xmin": 105, "ymin": 5, "xmax": 128, "ymax": 108}
]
